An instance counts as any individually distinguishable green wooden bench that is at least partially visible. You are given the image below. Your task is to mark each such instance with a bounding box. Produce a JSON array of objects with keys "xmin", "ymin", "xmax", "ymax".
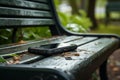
[
  {"xmin": 0, "ymin": 0, "xmax": 120, "ymax": 80},
  {"xmin": 105, "ymin": 0, "xmax": 120, "ymax": 24}
]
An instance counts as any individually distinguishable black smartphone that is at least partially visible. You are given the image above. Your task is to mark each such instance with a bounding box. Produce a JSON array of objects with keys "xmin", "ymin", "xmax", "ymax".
[
  {"xmin": 28, "ymin": 43, "xmax": 77, "ymax": 56},
  {"xmin": 39, "ymin": 43, "xmax": 59, "ymax": 49}
]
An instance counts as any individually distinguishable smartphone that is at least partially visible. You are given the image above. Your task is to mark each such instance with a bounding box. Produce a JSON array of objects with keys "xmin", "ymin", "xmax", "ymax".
[
  {"xmin": 28, "ymin": 43, "xmax": 77, "ymax": 56},
  {"xmin": 39, "ymin": 43, "xmax": 59, "ymax": 49}
]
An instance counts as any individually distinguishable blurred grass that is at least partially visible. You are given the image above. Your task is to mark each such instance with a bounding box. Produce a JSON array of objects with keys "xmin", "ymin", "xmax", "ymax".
[
  {"xmin": 95, "ymin": 0, "xmax": 120, "ymax": 35},
  {"xmin": 91, "ymin": 24, "xmax": 120, "ymax": 35}
]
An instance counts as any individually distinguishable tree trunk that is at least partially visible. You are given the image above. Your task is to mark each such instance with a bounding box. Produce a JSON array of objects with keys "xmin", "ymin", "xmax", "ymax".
[
  {"xmin": 87, "ymin": 0, "xmax": 98, "ymax": 30},
  {"xmin": 68, "ymin": 0, "xmax": 80, "ymax": 15},
  {"xmin": 80, "ymin": 0, "xmax": 87, "ymax": 11}
]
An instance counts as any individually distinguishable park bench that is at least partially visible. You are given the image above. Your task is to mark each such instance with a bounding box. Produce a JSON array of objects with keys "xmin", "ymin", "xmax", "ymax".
[
  {"xmin": 0, "ymin": 0, "xmax": 120, "ymax": 80},
  {"xmin": 105, "ymin": 0, "xmax": 120, "ymax": 24}
]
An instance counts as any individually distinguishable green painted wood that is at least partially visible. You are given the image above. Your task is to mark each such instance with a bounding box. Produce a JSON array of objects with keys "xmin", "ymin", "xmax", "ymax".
[
  {"xmin": 0, "ymin": 0, "xmax": 49, "ymax": 10},
  {"xmin": 64, "ymin": 37, "xmax": 98, "ymax": 45},
  {"xmin": 57, "ymin": 37, "xmax": 98, "ymax": 48},
  {"xmin": 0, "ymin": 36, "xmax": 65, "ymax": 56},
  {"xmin": 18, "ymin": 54, "xmax": 43, "ymax": 64},
  {"xmin": 31, "ymin": 38, "xmax": 119, "ymax": 80},
  {"xmin": 60, "ymin": 36, "xmax": 83, "ymax": 43},
  {"xmin": 0, "ymin": 36, "xmax": 97, "ymax": 57},
  {"xmin": 0, "ymin": 0, "xmax": 53, "ymax": 29},
  {"xmin": 0, "ymin": 18, "xmax": 54, "ymax": 28},
  {"xmin": 0, "ymin": 7, "xmax": 52, "ymax": 18},
  {"xmin": 33, "ymin": 38, "xmax": 118, "ymax": 67},
  {"xmin": 27, "ymin": 0, "xmax": 48, "ymax": 3}
]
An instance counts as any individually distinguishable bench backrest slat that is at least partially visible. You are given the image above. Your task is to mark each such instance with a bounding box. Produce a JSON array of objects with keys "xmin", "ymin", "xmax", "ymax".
[
  {"xmin": 0, "ymin": 7, "xmax": 52, "ymax": 18},
  {"xmin": 27, "ymin": 0, "xmax": 48, "ymax": 3},
  {"xmin": 0, "ymin": 0, "xmax": 49, "ymax": 10},
  {"xmin": 0, "ymin": 0, "xmax": 56, "ymax": 29},
  {"xmin": 0, "ymin": 18, "xmax": 54, "ymax": 27}
]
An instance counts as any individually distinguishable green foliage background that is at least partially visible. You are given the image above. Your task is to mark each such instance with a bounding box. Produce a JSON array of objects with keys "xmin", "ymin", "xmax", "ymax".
[
  {"xmin": 0, "ymin": 29, "xmax": 12, "ymax": 44},
  {"xmin": 0, "ymin": 0, "xmax": 92, "ymax": 45},
  {"xmin": 58, "ymin": 11, "xmax": 92, "ymax": 32},
  {"xmin": 54, "ymin": 0, "xmax": 92, "ymax": 32}
]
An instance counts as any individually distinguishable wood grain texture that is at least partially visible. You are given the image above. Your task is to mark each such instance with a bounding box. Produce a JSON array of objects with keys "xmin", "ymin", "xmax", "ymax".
[
  {"xmin": 0, "ymin": 18, "xmax": 54, "ymax": 28},
  {"xmin": 0, "ymin": 0, "xmax": 49, "ymax": 10},
  {"xmin": 0, "ymin": 7, "xmax": 52, "ymax": 18},
  {"xmin": 30, "ymin": 37, "xmax": 119, "ymax": 80}
]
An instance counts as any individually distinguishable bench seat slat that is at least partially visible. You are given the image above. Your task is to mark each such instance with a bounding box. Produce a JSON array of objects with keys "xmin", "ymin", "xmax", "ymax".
[
  {"xmin": 32, "ymin": 38, "xmax": 118, "ymax": 66},
  {"xmin": 0, "ymin": 7, "xmax": 52, "ymax": 18},
  {"xmin": 0, "ymin": 36, "xmax": 66, "ymax": 56},
  {"xmin": 26, "ymin": 0, "xmax": 48, "ymax": 3},
  {"xmin": 0, "ymin": 0, "xmax": 49, "ymax": 10},
  {"xmin": 31, "ymin": 38, "xmax": 119, "ymax": 80},
  {"xmin": 0, "ymin": 18, "xmax": 54, "ymax": 28},
  {"xmin": 0, "ymin": 36, "xmax": 97, "ymax": 56}
]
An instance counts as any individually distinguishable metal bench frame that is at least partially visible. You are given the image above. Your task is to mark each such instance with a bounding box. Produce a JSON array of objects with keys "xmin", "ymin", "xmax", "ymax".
[{"xmin": 0, "ymin": 0, "xmax": 120, "ymax": 80}]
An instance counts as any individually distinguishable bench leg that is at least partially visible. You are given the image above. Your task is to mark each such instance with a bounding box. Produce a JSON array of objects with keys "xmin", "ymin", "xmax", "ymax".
[
  {"xmin": 105, "ymin": 10, "xmax": 110, "ymax": 25},
  {"xmin": 99, "ymin": 60, "xmax": 108, "ymax": 80},
  {"xmin": 12, "ymin": 28, "xmax": 18, "ymax": 43}
]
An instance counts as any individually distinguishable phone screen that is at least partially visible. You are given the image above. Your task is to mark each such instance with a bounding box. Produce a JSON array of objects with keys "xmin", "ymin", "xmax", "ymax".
[{"xmin": 39, "ymin": 43, "xmax": 59, "ymax": 49}]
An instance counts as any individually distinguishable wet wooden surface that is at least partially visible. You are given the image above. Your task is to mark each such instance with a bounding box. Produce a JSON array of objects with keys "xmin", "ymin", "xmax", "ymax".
[
  {"xmin": 0, "ymin": 36, "xmax": 119, "ymax": 80},
  {"xmin": 0, "ymin": 0, "xmax": 54, "ymax": 28}
]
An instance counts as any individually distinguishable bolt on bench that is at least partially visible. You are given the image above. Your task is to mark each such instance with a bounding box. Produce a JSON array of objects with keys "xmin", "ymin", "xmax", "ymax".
[{"xmin": 0, "ymin": 0, "xmax": 120, "ymax": 80}]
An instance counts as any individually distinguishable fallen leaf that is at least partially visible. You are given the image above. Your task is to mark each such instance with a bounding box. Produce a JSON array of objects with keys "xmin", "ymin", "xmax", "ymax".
[
  {"xmin": 113, "ymin": 67, "xmax": 119, "ymax": 72},
  {"xmin": 62, "ymin": 52, "xmax": 80, "ymax": 57}
]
